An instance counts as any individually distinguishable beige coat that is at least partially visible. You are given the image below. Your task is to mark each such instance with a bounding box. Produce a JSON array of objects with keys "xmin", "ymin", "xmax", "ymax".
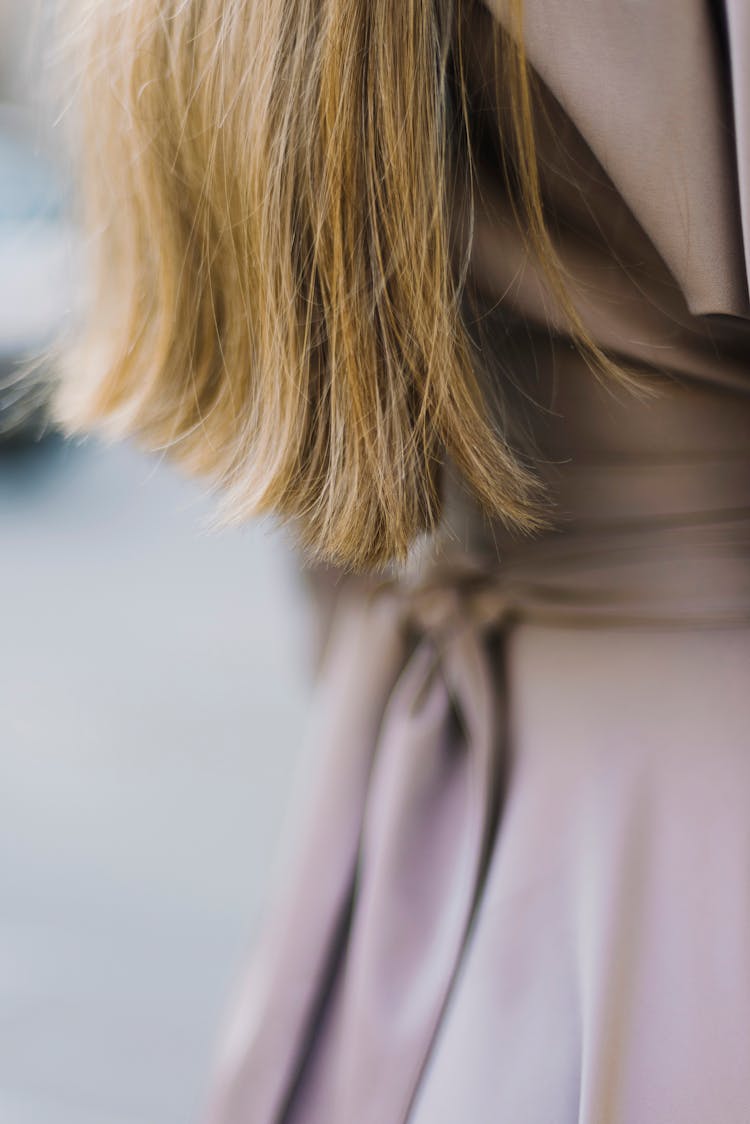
[{"xmin": 207, "ymin": 4, "xmax": 750, "ymax": 1121}]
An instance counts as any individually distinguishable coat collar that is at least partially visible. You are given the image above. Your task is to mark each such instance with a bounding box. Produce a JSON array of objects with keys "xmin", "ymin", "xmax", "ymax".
[{"xmin": 483, "ymin": 0, "xmax": 750, "ymax": 318}]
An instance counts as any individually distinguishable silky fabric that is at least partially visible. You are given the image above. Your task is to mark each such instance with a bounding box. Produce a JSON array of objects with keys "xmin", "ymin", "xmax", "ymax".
[{"xmin": 205, "ymin": 3, "xmax": 750, "ymax": 1122}]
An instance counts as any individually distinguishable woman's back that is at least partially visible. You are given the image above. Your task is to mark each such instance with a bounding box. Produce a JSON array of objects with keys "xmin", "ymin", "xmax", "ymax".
[
  {"xmin": 206, "ymin": 5, "xmax": 750, "ymax": 1121},
  {"xmin": 55, "ymin": 1, "xmax": 750, "ymax": 1120}
]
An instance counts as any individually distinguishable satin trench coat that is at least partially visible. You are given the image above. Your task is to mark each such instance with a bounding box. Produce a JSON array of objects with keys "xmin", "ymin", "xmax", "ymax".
[{"xmin": 206, "ymin": 3, "xmax": 750, "ymax": 1121}]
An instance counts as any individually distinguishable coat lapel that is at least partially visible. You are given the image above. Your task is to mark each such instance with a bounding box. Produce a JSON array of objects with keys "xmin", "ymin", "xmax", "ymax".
[{"xmin": 484, "ymin": 0, "xmax": 750, "ymax": 317}]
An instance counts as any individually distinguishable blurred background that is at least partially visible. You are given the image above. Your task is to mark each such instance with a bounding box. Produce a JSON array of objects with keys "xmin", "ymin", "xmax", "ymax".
[{"xmin": 0, "ymin": 5, "xmax": 309, "ymax": 1121}]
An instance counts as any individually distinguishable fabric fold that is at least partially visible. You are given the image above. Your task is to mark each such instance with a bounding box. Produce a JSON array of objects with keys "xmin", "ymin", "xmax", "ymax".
[
  {"xmin": 204, "ymin": 592, "xmax": 408, "ymax": 1124},
  {"xmin": 207, "ymin": 580, "xmax": 509, "ymax": 1124},
  {"xmin": 289, "ymin": 596, "xmax": 505, "ymax": 1122}
]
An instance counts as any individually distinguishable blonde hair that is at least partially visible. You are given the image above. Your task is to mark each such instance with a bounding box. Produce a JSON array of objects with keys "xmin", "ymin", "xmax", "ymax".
[{"xmin": 55, "ymin": 0, "xmax": 648, "ymax": 570}]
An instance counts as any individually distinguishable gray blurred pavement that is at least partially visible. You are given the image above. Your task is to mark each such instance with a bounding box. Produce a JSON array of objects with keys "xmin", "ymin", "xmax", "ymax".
[{"xmin": 0, "ymin": 436, "xmax": 310, "ymax": 1124}]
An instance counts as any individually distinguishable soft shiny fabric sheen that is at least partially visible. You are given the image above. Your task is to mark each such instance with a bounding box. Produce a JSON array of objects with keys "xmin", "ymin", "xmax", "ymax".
[{"xmin": 205, "ymin": 3, "xmax": 750, "ymax": 1121}]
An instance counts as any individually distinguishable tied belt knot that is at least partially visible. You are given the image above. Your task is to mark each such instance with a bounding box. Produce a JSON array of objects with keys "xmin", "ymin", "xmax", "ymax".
[
  {"xmin": 207, "ymin": 537, "xmax": 750, "ymax": 1124},
  {"xmin": 207, "ymin": 562, "xmax": 512, "ymax": 1124}
]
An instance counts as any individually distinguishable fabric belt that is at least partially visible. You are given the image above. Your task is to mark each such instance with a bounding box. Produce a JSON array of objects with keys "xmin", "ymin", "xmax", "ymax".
[{"xmin": 204, "ymin": 498, "xmax": 750, "ymax": 1124}]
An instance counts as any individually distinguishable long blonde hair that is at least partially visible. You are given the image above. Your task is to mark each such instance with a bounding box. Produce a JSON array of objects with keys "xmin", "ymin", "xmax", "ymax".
[{"xmin": 55, "ymin": 0, "xmax": 645, "ymax": 570}]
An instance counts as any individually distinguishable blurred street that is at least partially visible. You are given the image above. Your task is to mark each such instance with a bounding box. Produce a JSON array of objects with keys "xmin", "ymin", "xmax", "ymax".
[
  {"xmin": 0, "ymin": 7, "xmax": 313, "ymax": 1121},
  {"xmin": 0, "ymin": 436, "xmax": 309, "ymax": 1123}
]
